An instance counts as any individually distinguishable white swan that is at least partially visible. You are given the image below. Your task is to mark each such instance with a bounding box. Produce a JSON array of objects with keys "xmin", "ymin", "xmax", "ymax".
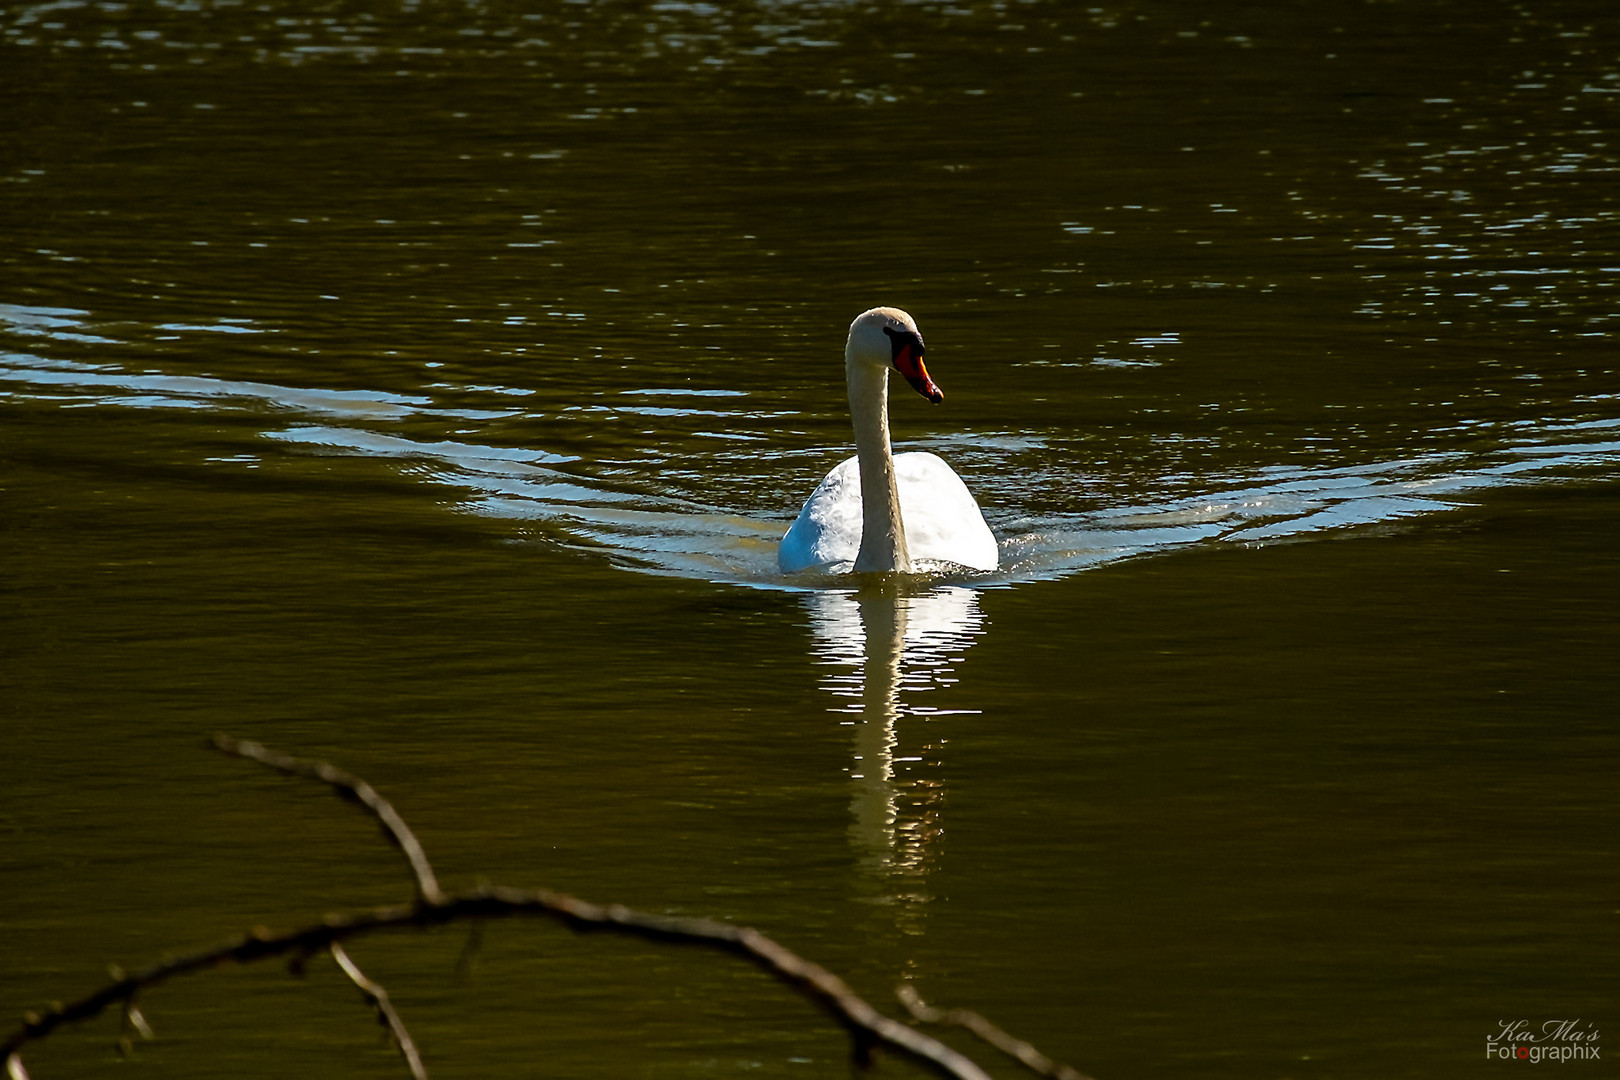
[{"xmin": 778, "ymin": 307, "xmax": 998, "ymax": 574}]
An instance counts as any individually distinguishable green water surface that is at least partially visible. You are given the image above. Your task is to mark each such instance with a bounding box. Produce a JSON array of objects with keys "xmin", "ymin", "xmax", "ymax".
[{"xmin": 3, "ymin": 2, "xmax": 1617, "ymax": 1078}]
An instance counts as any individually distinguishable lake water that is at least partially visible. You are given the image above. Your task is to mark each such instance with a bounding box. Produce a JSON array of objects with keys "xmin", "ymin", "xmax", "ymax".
[{"xmin": 3, "ymin": 1, "xmax": 1617, "ymax": 1078}]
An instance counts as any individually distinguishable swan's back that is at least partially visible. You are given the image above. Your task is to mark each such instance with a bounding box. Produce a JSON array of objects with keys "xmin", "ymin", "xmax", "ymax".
[
  {"xmin": 778, "ymin": 457, "xmax": 863, "ymax": 572},
  {"xmin": 779, "ymin": 452, "xmax": 997, "ymax": 573},
  {"xmin": 893, "ymin": 452, "xmax": 998, "ymax": 570}
]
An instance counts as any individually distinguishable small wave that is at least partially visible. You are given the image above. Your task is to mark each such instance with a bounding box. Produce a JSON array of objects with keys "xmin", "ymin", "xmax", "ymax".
[{"xmin": 3, "ymin": 349, "xmax": 1617, "ymax": 592}]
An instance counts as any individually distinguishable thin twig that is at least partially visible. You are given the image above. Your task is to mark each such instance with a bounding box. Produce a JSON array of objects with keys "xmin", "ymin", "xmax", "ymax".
[
  {"xmin": 121, "ymin": 1002, "xmax": 153, "ymax": 1043},
  {"xmin": 2, "ymin": 740, "xmax": 1001, "ymax": 1080},
  {"xmin": 115, "ymin": 994, "xmax": 154, "ymax": 1057},
  {"xmin": 212, "ymin": 735, "xmax": 444, "ymax": 905},
  {"xmin": 453, "ymin": 920, "xmax": 484, "ymax": 980},
  {"xmin": 330, "ymin": 943, "xmax": 428, "ymax": 1080},
  {"xmin": 897, "ymin": 984, "xmax": 1095, "ymax": 1080}
]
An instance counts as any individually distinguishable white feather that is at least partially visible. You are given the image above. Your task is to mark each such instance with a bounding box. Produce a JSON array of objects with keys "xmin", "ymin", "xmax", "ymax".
[{"xmin": 779, "ymin": 452, "xmax": 998, "ymax": 573}]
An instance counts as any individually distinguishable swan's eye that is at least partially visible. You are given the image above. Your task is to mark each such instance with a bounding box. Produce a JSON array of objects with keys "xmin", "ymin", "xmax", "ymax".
[{"xmin": 881, "ymin": 325, "xmax": 925, "ymax": 359}]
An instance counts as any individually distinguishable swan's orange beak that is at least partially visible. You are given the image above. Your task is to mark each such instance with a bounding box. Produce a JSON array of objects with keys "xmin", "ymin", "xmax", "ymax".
[{"xmin": 892, "ymin": 337, "xmax": 943, "ymax": 404}]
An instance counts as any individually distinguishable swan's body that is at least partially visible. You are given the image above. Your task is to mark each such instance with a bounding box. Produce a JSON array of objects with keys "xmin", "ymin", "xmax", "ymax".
[{"xmin": 779, "ymin": 307, "xmax": 998, "ymax": 574}]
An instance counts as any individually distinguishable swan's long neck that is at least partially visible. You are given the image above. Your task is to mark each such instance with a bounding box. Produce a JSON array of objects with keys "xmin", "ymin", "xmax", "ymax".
[{"xmin": 847, "ymin": 357, "xmax": 912, "ymax": 574}]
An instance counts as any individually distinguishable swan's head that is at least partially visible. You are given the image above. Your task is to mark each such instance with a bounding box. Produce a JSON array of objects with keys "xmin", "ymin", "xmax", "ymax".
[{"xmin": 847, "ymin": 306, "xmax": 942, "ymax": 403}]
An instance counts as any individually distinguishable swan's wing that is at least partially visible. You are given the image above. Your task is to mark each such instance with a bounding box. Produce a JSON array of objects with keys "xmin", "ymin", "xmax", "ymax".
[
  {"xmin": 779, "ymin": 452, "xmax": 998, "ymax": 573},
  {"xmin": 778, "ymin": 456, "xmax": 862, "ymax": 572},
  {"xmin": 894, "ymin": 452, "xmax": 999, "ymax": 571}
]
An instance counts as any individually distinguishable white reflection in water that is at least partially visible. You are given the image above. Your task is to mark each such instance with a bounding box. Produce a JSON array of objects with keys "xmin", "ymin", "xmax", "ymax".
[
  {"xmin": 4, "ymin": 321, "xmax": 1620, "ymax": 588},
  {"xmin": 805, "ymin": 585, "xmax": 986, "ymax": 931},
  {"xmin": 0, "ymin": 349, "xmax": 442, "ymax": 420}
]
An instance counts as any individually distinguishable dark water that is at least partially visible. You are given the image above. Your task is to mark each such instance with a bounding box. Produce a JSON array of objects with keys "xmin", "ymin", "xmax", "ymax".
[{"xmin": 3, "ymin": 1, "xmax": 1617, "ymax": 1078}]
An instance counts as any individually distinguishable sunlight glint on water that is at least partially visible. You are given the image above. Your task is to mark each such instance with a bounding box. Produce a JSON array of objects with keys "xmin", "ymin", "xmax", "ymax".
[{"xmin": 3, "ymin": 3, "xmax": 1617, "ymax": 1078}]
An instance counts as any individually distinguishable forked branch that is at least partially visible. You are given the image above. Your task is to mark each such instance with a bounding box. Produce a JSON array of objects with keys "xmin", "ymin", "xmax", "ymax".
[{"xmin": 4, "ymin": 738, "xmax": 1090, "ymax": 1080}]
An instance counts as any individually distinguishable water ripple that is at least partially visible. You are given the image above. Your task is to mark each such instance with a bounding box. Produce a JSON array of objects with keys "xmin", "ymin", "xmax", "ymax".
[{"xmin": 4, "ymin": 343, "xmax": 1617, "ymax": 590}]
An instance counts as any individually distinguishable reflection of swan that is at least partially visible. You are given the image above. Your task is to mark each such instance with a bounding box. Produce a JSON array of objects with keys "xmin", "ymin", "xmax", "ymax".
[
  {"xmin": 779, "ymin": 308, "xmax": 998, "ymax": 574},
  {"xmin": 806, "ymin": 585, "xmax": 986, "ymax": 923}
]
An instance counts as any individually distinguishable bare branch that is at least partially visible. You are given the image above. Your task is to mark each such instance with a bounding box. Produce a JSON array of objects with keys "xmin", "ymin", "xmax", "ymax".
[
  {"xmin": 897, "ymin": 984, "xmax": 1094, "ymax": 1080},
  {"xmin": 330, "ymin": 943, "xmax": 428, "ymax": 1080},
  {"xmin": 211, "ymin": 735, "xmax": 444, "ymax": 906},
  {"xmin": 2, "ymin": 740, "xmax": 1035, "ymax": 1080},
  {"xmin": 3, "ymin": 888, "xmax": 996, "ymax": 1080}
]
